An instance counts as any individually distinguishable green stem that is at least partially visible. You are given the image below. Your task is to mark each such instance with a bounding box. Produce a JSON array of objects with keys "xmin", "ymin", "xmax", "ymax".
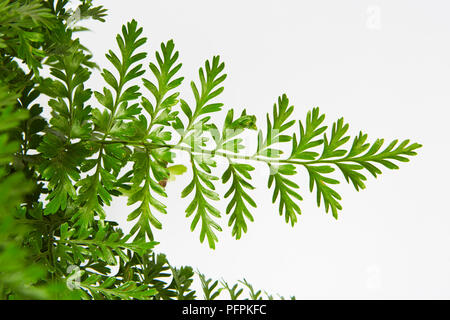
[{"xmin": 89, "ymin": 138, "xmax": 361, "ymax": 167}]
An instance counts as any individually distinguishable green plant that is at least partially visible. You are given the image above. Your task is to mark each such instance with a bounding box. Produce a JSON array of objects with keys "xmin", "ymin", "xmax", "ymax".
[{"xmin": 0, "ymin": 0, "xmax": 420, "ymax": 299}]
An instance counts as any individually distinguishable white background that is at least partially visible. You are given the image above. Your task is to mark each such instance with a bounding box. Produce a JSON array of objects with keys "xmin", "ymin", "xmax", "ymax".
[{"xmin": 78, "ymin": 0, "xmax": 450, "ymax": 299}]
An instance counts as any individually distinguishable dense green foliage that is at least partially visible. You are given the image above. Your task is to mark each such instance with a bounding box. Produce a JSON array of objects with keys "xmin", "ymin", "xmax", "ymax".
[{"xmin": 0, "ymin": 0, "xmax": 420, "ymax": 299}]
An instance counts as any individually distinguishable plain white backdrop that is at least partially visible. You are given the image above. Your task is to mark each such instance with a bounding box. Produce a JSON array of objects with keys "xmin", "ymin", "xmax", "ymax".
[{"xmin": 77, "ymin": 0, "xmax": 450, "ymax": 299}]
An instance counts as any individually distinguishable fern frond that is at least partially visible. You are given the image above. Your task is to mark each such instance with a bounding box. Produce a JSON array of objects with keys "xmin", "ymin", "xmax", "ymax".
[
  {"xmin": 182, "ymin": 154, "xmax": 222, "ymax": 249},
  {"xmin": 222, "ymin": 161, "xmax": 256, "ymax": 239}
]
